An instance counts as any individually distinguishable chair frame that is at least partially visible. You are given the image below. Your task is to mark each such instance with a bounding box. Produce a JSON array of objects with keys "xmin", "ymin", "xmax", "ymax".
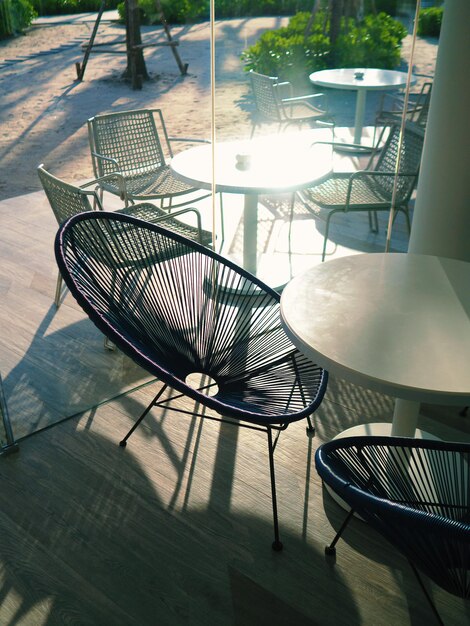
[
  {"xmin": 55, "ymin": 211, "xmax": 329, "ymax": 551},
  {"xmin": 87, "ymin": 107, "xmax": 212, "ymax": 208},
  {"xmin": 373, "ymin": 81, "xmax": 432, "ymax": 145},
  {"xmin": 38, "ymin": 164, "xmax": 211, "ymax": 307},
  {"xmin": 315, "ymin": 436, "xmax": 470, "ymax": 625},
  {"xmin": 296, "ymin": 122, "xmax": 424, "ymax": 261},
  {"xmin": 249, "ymin": 70, "xmax": 334, "ymax": 138}
]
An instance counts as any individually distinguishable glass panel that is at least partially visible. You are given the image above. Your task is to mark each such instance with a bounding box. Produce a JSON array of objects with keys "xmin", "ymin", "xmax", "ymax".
[{"xmin": 210, "ymin": 1, "xmax": 437, "ymax": 283}]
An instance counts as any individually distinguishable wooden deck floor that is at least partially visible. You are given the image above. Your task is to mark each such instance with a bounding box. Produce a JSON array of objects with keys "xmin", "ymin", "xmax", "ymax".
[{"xmin": 0, "ymin": 136, "xmax": 469, "ymax": 625}]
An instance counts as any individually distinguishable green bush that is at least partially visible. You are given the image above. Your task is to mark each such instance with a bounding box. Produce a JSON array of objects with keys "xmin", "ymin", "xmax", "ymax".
[
  {"xmin": 241, "ymin": 11, "xmax": 329, "ymax": 83},
  {"xmin": 214, "ymin": 0, "xmax": 312, "ymax": 19},
  {"xmin": 334, "ymin": 12, "xmax": 406, "ymax": 69},
  {"xmin": 417, "ymin": 7, "xmax": 443, "ymax": 37},
  {"xmin": 29, "ymin": 0, "xmax": 120, "ymax": 16},
  {"xmin": 0, "ymin": 0, "xmax": 37, "ymax": 37},
  {"xmin": 121, "ymin": 0, "xmax": 208, "ymax": 24},
  {"xmin": 241, "ymin": 11, "xmax": 407, "ymax": 84}
]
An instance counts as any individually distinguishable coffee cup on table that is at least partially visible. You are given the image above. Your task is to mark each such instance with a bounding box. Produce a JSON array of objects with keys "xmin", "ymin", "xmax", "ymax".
[{"xmin": 236, "ymin": 153, "xmax": 251, "ymax": 170}]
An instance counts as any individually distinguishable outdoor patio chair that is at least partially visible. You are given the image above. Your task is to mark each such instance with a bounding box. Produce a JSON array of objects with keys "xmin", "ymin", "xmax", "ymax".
[
  {"xmin": 376, "ymin": 81, "xmax": 432, "ymax": 128},
  {"xmin": 55, "ymin": 211, "xmax": 328, "ymax": 551},
  {"xmin": 373, "ymin": 81, "xmax": 432, "ymax": 144},
  {"xmin": 38, "ymin": 164, "xmax": 212, "ymax": 307},
  {"xmin": 315, "ymin": 436, "xmax": 470, "ymax": 625},
  {"xmin": 87, "ymin": 107, "xmax": 214, "ymax": 209},
  {"xmin": 249, "ymin": 70, "xmax": 335, "ymax": 138},
  {"xmin": 296, "ymin": 122, "xmax": 424, "ymax": 261}
]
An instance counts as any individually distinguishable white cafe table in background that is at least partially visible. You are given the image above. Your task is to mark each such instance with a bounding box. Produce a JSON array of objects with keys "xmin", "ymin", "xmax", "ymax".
[
  {"xmin": 170, "ymin": 132, "xmax": 332, "ymax": 288},
  {"xmin": 280, "ymin": 253, "xmax": 470, "ymax": 439},
  {"xmin": 310, "ymin": 68, "xmax": 416, "ymax": 148}
]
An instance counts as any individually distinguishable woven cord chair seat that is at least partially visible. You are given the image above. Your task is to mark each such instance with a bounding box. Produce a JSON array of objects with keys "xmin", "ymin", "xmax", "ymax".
[
  {"xmin": 305, "ymin": 173, "xmax": 392, "ymax": 209},
  {"xmin": 118, "ymin": 202, "xmax": 212, "ymax": 248},
  {"xmin": 315, "ymin": 437, "xmax": 470, "ymax": 602},
  {"xmin": 99, "ymin": 165, "xmax": 200, "ymax": 201}
]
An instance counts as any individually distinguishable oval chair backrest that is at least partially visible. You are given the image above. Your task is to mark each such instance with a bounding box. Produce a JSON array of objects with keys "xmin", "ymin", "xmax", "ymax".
[
  {"xmin": 55, "ymin": 212, "xmax": 288, "ymax": 390},
  {"xmin": 38, "ymin": 165, "xmax": 95, "ymax": 225},
  {"xmin": 315, "ymin": 436, "xmax": 470, "ymax": 598}
]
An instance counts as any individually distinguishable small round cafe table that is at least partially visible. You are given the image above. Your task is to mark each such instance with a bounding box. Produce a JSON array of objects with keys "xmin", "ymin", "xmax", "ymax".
[
  {"xmin": 280, "ymin": 252, "xmax": 470, "ymax": 439},
  {"xmin": 310, "ymin": 68, "xmax": 416, "ymax": 148}
]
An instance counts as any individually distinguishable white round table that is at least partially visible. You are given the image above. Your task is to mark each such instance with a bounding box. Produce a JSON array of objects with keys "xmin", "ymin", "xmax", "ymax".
[
  {"xmin": 170, "ymin": 133, "xmax": 331, "ymax": 279},
  {"xmin": 310, "ymin": 68, "xmax": 416, "ymax": 147},
  {"xmin": 280, "ymin": 253, "xmax": 470, "ymax": 438}
]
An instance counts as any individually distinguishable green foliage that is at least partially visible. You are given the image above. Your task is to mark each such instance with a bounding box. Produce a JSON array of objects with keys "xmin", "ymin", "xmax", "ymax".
[
  {"xmin": 334, "ymin": 12, "xmax": 407, "ymax": 69},
  {"xmin": 241, "ymin": 10, "xmax": 407, "ymax": 81},
  {"xmin": 29, "ymin": 0, "xmax": 120, "ymax": 16},
  {"xmin": 117, "ymin": 0, "xmax": 208, "ymax": 25},
  {"xmin": 0, "ymin": 0, "xmax": 37, "ymax": 37},
  {"xmin": 417, "ymin": 7, "xmax": 443, "ymax": 37},
  {"xmin": 214, "ymin": 0, "xmax": 312, "ymax": 19},
  {"xmin": 241, "ymin": 11, "xmax": 330, "ymax": 80}
]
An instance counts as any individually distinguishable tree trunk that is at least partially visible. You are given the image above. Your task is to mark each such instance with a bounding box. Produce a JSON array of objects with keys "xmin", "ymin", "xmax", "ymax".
[
  {"xmin": 329, "ymin": 0, "xmax": 343, "ymax": 46},
  {"xmin": 124, "ymin": 0, "xmax": 149, "ymax": 86},
  {"xmin": 329, "ymin": 0, "xmax": 344, "ymax": 67},
  {"xmin": 304, "ymin": 0, "xmax": 322, "ymax": 37}
]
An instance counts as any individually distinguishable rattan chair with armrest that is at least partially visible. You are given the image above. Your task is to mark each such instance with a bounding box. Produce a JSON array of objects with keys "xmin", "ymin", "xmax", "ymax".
[
  {"xmin": 373, "ymin": 81, "xmax": 432, "ymax": 145},
  {"xmin": 315, "ymin": 436, "xmax": 470, "ymax": 625},
  {"xmin": 55, "ymin": 211, "xmax": 329, "ymax": 551},
  {"xmin": 38, "ymin": 164, "xmax": 212, "ymax": 307},
  {"xmin": 296, "ymin": 122, "xmax": 424, "ymax": 261},
  {"xmin": 87, "ymin": 108, "xmax": 210, "ymax": 207},
  {"xmin": 249, "ymin": 70, "xmax": 335, "ymax": 138}
]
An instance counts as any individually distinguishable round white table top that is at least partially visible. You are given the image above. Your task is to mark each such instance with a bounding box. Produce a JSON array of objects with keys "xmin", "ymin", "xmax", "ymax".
[
  {"xmin": 170, "ymin": 133, "xmax": 332, "ymax": 195},
  {"xmin": 280, "ymin": 253, "xmax": 470, "ymax": 404},
  {"xmin": 309, "ymin": 68, "xmax": 415, "ymax": 92}
]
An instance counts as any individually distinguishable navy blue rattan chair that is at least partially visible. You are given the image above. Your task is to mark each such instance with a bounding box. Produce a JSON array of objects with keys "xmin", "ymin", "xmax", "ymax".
[
  {"xmin": 315, "ymin": 436, "xmax": 470, "ymax": 624},
  {"xmin": 55, "ymin": 212, "xmax": 328, "ymax": 550}
]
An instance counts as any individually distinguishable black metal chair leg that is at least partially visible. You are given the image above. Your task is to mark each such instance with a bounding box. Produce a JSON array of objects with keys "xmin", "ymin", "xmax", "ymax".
[
  {"xmin": 306, "ymin": 415, "xmax": 315, "ymax": 436},
  {"xmin": 267, "ymin": 427, "xmax": 283, "ymax": 551},
  {"xmin": 325, "ymin": 506, "xmax": 356, "ymax": 556},
  {"xmin": 409, "ymin": 561, "xmax": 444, "ymax": 626},
  {"xmin": 119, "ymin": 384, "xmax": 168, "ymax": 447}
]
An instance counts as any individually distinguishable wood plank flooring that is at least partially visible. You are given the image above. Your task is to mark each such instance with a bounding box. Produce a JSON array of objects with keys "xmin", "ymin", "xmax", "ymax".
[{"xmin": 0, "ymin": 382, "xmax": 468, "ymax": 625}]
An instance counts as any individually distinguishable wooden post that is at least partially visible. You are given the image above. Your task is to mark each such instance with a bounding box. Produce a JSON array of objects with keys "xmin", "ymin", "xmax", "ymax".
[{"xmin": 125, "ymin": 0, "xmax": 149, "ymax": 88}]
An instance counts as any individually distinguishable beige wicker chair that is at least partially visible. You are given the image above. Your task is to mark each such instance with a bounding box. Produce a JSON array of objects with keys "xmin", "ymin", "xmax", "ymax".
[
  {"xmin": 87, "ymin": 108, "xmax": 213, "ymax": 209},
  {"xmin": 38, "ymin": 164, "xmax": 212, "ymax": 307},
  {"xmin": 249, "ymin": 70, "xmax": 334, "ymax": 138},
  {"xmin": 296, "ymin": 123, "xmax": 425, "ymax": 261},
  {"xmin": 373, "ymin": 82, "xmax": 432, "ymax": 144}
]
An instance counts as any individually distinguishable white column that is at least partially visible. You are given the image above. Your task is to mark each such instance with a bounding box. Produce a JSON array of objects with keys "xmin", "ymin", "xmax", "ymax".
[{"xmin": 408, "ymin": 0, "xmax": 470, "ymax": 262}]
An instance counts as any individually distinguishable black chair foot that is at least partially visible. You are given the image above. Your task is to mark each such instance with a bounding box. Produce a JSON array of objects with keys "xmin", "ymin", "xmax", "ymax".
[
  {"xmin": 325, "ymin": 545, "xmax": 336, "ymax": 556},
  {"xmin": 119, "ymin": 440, "xmax": 127, "ymax": 447},
  {"xmin": 272, "ymin": 540, "xmax": 283, "ymax": 552}
]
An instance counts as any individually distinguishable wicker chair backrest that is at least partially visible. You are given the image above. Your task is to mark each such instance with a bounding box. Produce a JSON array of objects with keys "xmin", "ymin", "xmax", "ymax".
[
  {"xmin": 88, "ymin": 109, "xmax": 166, "ymax": 178},
  {"xmin": 38, "ymin": 165, "xmax": 95, "ymax": 225},
  {"xmin": 250, "ymin": 71, "xmax": 283, "ymax": 123},
  {"xmin": 372, "ymin": 123, "xmax": 424, "ymax": 203}
]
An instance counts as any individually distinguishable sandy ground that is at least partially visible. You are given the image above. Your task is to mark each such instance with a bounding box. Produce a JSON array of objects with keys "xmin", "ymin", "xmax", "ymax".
[{"xmin": 0, "ymin": 13, "xmax": 438, "ymax": 200}]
